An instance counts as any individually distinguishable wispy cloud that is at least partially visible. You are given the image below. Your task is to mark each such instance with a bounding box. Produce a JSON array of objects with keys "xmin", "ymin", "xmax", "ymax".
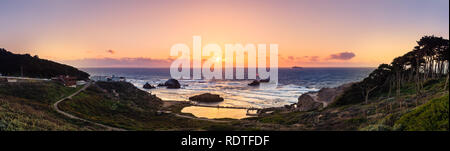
[
  {"xmin": 64, "ymin": 51, "xmax": 358, "ymax": 68},
  {"xmin": 285, "ymin": 55, "xmax": 321, "ymax": 63},
  {"xmin": 307, "ymin": 56, "xmax": 320, "ymax": 62},
  {"xmin": 327, "ymin": 52, "xmax": 355, "ymax": 60},
  {"xmin": 106, "ymin": 49, "xmax": 115, "ymax": 54},
  {"xmin": 60, "ymin": 57, "xmax": 172, "ymax": 68},
  {"xmin": 280, "ymin": 52, "xmax": 360, "ymax": 67}
]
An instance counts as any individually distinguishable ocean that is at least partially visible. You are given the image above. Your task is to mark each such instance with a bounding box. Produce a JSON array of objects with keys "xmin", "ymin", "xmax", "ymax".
[{"xmin": 81, "ymin": 68, "xmax": 373, "ymax": 119}]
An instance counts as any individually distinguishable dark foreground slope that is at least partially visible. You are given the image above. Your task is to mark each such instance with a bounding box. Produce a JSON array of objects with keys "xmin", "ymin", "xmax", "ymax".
[{"xmin": 0, "ymin": 48, "xmax": 89, "ymax": 79}]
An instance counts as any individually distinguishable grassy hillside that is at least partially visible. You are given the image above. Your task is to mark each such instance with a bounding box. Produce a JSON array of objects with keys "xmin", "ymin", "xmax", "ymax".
[
  {"xmin": 394, "ymin": 94, "xmax": 448, "ymax": 131},
  {"xmin": 0, "ymin": 82, "xmax": 80, "ymax": 104},
  {"xmin": 0, "ymin": 82, "xmax": 102, "ymax": 130},
  {"xmin": 252, "ymin": 78, "xmax": 449, "ymax": 131},
  {"xmin": 58, "ymin": 82, "xmax": 237, "ymax": 130},
  {"xmin": 0, "ymin": 80, "xmax": 242, "ymax": 131}
]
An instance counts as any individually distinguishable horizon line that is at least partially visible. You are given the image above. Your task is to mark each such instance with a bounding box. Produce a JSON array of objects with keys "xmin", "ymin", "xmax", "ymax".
[{"xmin": 79, "ymin": 66, "xmax": 377, "ymax": 69}]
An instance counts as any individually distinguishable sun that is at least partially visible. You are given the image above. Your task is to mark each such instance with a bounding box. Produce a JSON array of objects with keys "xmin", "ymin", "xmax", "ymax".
[{"xmin": 215, "ymin": 57, "xmax": 221, "ymax": 62}]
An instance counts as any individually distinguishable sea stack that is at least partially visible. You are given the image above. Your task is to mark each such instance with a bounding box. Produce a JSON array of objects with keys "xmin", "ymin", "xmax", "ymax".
[
  {"xmin": 248, "ymin": 80, "xmax": 260, "ymax": 86},
  {"xmin": 189, "ymin": 93, "xmax": 224, "ymax": 103},
  {"xmin": 158, "ymin": 79, "xmax": 181, "ymax": 89},
  {"xmin": 143, "ymin": 82, "xmax": 155, "ymax": 89}
]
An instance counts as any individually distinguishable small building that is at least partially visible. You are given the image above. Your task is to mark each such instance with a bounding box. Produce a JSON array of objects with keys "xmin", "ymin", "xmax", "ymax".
[
  {"xmin": 110, "ymin": 75, "xmax": 126, "ymax": 82},
  {"xmin": 76, "ymin": 80, "xmax": 87, "ymax": 86},
  {"xmin": 90, "ymin": 75, "xmax": 125, "ymax": 82},
  {"xmin": 52, "ymin": 75, "xmax": 77, "ymax": 87},
  {"xmin": 90, "ymin": 76, "xmax": 108, "ymax": 82},
  {"xmin": 7, "ymin": 79, "xmax": 17, "ymax": 83}
]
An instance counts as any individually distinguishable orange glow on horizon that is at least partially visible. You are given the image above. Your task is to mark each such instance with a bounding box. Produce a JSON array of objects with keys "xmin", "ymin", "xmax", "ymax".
[{"xmin": 1, "ymin": 0, "xmax": 448, "ymax": 68}]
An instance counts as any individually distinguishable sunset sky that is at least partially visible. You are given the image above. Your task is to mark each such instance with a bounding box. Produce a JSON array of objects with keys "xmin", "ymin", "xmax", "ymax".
[{"xmin": 0, "ymin": 0, "xmax": 448, "ymax": 67}]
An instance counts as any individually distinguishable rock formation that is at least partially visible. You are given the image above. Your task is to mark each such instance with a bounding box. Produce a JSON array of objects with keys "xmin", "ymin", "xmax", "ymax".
[
  {"xmin": 248, "ymin": 80, "xmax": 260, "ymax": 86},
  {"xmin": 143, "ymin": 82, "xmax": 155, "ymax": 89},
  {"xmin": 189, "ymin": 93, "xmax": 224, "ymax": 103},
  {"xmin": 158, "ymin": 79, "xmax": 181, "ymax": 89},
  {"xmin": 296, "ymin": 83, "xmax": 353, "ymax": 111},
  {"xmin": 297, "ymin": 93, "xmax": 323, "ymax": 111}
]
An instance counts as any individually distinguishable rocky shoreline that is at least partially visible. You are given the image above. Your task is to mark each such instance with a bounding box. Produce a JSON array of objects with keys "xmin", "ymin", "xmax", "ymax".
[
  {"xmin": 141, "ymin": 77, "xmax": 355, "ymax": 117},
  {"xmin": 258, "ymin": 82, "xmax": 354, "ymax": 115}
]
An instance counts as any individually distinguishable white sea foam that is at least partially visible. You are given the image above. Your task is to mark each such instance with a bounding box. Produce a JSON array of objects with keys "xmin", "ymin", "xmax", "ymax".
[
  {"xmin": 129, "ymin": 78, "xmax": 317, "ymax": 108},
  {"xmin": 82, "ymin": 68, "xmax": 373, "ymax": 118}
]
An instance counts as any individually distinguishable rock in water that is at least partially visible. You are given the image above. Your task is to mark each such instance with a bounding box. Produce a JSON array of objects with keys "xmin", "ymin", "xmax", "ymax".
[
  {"xmin": 189, "ymin": 93, "xmax": 224, "ymax": 103},
  {"xmin": 248, "ymin": 80, "xmax": 260, "ymax": 86},
  {"xmin": 260, "ymin": 78, "xmax": 270, "ymax": 83},
  {"xmin": 165, "ymin": 79, "xmax": 181, "ymax": 88},
  {"xmin": 297, "ymin": 94, "xmax": 323, "ymax": 111},
  {"xmin": 158, "ymin": 79, "xmax": 181, "ymax": 89},
  {"xmin": 143, "ymin": 82, "xmax": 155, "ymax": 89}
]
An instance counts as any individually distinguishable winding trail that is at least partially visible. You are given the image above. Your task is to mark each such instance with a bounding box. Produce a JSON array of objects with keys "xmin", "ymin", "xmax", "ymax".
[{"xmin": 52, "ymin": 81, "xmax": 126, "ymax": 131}]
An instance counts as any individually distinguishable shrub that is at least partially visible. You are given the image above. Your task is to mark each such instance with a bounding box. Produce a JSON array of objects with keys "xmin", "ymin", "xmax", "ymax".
[{"xmin": 394, "ymin": 94, "xmax": 449, "ymax": 131}]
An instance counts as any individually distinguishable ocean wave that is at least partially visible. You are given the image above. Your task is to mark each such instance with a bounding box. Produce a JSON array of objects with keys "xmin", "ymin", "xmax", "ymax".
[{"xmin": 83, "ymin": 68, "xmax": 373, "ymax": 108}]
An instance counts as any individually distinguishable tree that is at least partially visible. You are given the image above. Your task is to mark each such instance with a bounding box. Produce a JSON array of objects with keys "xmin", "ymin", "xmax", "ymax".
[
  {"xmin": 328, "ymin": 35, "xmax": 449, "ymax": 107},
  {"xmin": 360, "ymin": 64, "xmax": 392, "ymax": 104}
]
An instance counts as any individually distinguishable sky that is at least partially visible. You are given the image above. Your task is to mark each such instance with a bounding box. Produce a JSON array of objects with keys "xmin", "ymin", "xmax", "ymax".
[{"xmin": 0, "ymin": 0, "xmax": 448, "ymax": 68}]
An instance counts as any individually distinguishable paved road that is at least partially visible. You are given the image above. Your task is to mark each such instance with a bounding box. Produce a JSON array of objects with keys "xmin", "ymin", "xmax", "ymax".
[
  {"xmin": 0, "ymin": 76, "xmax": 50, "ymax": 81},
  {"xmin": 52, "ymin": 82, "xmax": 126, "ymax": 131}
]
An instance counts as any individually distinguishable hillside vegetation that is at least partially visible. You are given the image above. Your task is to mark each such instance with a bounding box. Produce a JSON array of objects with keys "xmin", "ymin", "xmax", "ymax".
[
  {"xmin": 395, "ymin": 94, "xmax": 448, "ymax": 131},
  {"xmin": 332, "ymin": 36, "xmax": 448, "ymax": 107},
  {"xmin": 0, "ymin": 82, "xmax": 102, "ymax": 130},
  {"xmin": 0, "ymin": 48, "xmax": 89, "ymax": 79},
  {"xmin": 253, "ymin": 36, "xmax": 449, "ymax": 131},
  {"xmin": 58, "ymin": 82, "xmax": 239, "ymax": 130}
]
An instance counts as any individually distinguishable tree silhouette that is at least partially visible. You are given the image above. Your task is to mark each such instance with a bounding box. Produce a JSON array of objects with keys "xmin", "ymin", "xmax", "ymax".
[
  {"xmin": 334, "ymin": 35, "xmax": 449, "ymax": 106},
  {"xmin": 0, "ymin": 48, "xmax": 89, "ymax": 79}
]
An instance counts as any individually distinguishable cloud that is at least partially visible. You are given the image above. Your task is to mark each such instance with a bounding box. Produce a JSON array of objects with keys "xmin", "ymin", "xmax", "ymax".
[
  {"xmin": 281, "ymin": 55, "xmax": 321, "ymax": 63},
  {"xmin": 106, "ymin": 49, "xmax": 115, "ymax": 54},
  {"xmin": 328, "ymin": 52, "xmax": 355, "ymax": 60},
  {"xmin": 309, "ymin": 56, "xmax": 320, "ymax": 62},
  {"xmin": 60, "ymin": 57, "xmax": 172, "ymax": 68},
  {"xmin": 288, "ymin": 56, "xmax": 295, "ymax": 60},
  {"xmin": 279, "ymin": 52, "xmax": 360, "ymax": 67}
]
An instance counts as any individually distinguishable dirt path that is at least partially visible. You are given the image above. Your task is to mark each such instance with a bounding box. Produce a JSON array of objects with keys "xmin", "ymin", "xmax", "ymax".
[{"xmin": 52, "ymin": 82, "xmax": 126, "ymax": 131}]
